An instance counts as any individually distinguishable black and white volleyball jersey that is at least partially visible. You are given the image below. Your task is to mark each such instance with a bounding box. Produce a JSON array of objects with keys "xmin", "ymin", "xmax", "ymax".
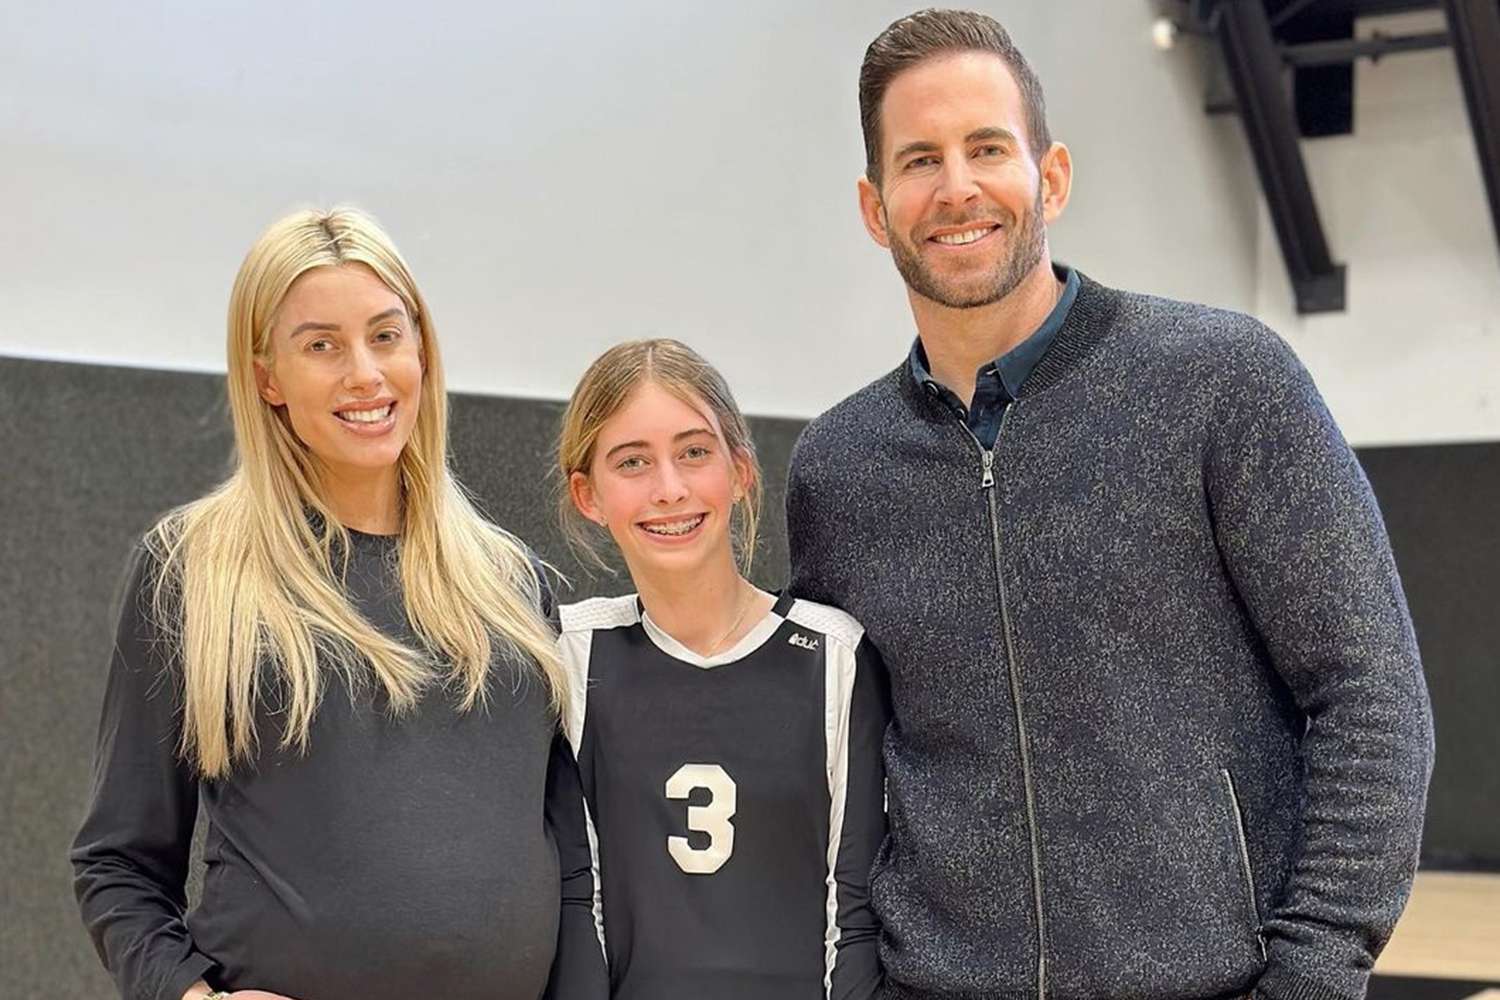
[{"xmin": 558, "ymin": 592, "xmax": 889, "ymax": 1000}]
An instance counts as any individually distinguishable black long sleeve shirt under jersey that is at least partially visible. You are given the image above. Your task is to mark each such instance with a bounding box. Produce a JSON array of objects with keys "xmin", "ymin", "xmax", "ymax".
[{"xmin": 71, "ymin": 532, "xmax": 607, "ymax": 1000}]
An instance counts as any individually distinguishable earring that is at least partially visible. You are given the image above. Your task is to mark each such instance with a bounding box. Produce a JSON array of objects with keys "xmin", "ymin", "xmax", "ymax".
[{"xmin": 597, "ymin": 515, "xmax": 608, "ymax": 527}]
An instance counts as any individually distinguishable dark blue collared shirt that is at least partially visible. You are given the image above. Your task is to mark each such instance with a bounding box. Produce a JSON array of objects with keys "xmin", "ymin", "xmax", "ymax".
[{"xmin": 908, "ymin": 264, "xmax": 1079, "ymax": 451}]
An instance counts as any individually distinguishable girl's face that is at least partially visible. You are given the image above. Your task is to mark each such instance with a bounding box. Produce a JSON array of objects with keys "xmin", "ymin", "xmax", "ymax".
[
  {"xmin": 254, "ymin": 263, "xmax": 424, "ymax": 486},
  {"xmin": 571, "ymin": 380, "xmax": 748, "ymax": 582}
]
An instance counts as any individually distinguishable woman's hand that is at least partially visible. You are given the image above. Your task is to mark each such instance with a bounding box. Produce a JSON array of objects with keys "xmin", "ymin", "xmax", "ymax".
[{"xmin": 182, "ymin": 985, "xmax": 299, "ymax": 1000}]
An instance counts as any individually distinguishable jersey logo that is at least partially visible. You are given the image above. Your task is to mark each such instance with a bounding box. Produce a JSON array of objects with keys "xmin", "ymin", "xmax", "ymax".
[{"xmin": 788, "ymin": 632, "xmax": 820, "ymax": 650}]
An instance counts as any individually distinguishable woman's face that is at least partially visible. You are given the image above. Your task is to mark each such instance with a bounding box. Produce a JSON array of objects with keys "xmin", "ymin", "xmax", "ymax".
[
  {"xmin": 572, "ymin": 381, "xmax": 747, "ymax": 582},
  {"xmin": 255, "ymin": 263, "xmax": 424, "ymax": 484}
]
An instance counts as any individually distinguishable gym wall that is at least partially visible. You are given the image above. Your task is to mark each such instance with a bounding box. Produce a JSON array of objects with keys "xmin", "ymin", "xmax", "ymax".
[
  {"xmin": 3, "ymin": 354, "xmax": 1496, "ymax": 997},
  {"xmin": 4, "ymin": 2, "xmax": 1498, "ymax": 996}
]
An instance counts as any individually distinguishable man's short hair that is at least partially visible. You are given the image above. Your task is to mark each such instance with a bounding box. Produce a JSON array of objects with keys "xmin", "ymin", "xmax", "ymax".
[{"xmin": 859, "ymin": 8, "xmax": 1052, "ymax": 188}]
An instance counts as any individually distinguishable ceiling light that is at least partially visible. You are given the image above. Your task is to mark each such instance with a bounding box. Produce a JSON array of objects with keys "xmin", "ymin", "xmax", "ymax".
[{"xmin": 1152, "ymin": 16, "xmax": 1179, "ymax": 51}]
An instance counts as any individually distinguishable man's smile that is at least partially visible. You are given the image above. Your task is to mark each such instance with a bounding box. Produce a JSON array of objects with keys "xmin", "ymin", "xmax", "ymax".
[{"xmin": 927, "ymin": 223, "xmax": 1000, "ymax": 247}]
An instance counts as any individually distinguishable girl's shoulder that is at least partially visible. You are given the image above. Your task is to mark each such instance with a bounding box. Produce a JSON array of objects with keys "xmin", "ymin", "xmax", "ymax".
[
  {"xmin": 558, "ymin": 593, "xmax": 642, "ymax": 636},
  {"xmin": 778, "ymin": 596, "xmax": 866, "ymax": 654}
]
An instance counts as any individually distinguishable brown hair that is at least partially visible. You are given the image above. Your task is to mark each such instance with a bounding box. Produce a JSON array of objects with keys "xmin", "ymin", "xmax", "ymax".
[
  {"xmin": 557, "ymin": 339, "xmax": 762, "ymax": 575},
  {"xmin": 859, "ymin": 8, "xmax": 1052, "ymax": 187}
]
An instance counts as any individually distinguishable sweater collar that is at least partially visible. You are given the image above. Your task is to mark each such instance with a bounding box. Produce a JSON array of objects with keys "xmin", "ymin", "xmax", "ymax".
[
  {"xmin": 901, "ymin": 267, "xmax": 1119, "ymax": 409},
  {"xmin": 907, "ymin": 264, "xmax": 1079, "ymax": 400}
]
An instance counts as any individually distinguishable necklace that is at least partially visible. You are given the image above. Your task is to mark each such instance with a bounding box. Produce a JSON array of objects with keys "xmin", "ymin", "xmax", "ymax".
[{"xmin": 706, "ymin": 582, "xmax": 757, "ymax": 655}]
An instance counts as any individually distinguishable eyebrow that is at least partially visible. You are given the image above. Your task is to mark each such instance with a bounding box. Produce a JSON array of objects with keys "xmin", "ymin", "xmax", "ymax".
[
  {"xmin": 288, "ymin": 321, "xmax": 339, "ymax": 340},
  {"xmin": 366, "ymin": 307, "xmax": 404, "ymax": 327},
  {"xmin": 604, "ymin": 427, "xmax": 714, "ymax": 461},
  {"xmin": 891, "ymin": 127, "xmax": 1019, "ymax": 164},
  {"xmin": 288, "ymin": 307, "xmax": 406, "ymax": 340}
]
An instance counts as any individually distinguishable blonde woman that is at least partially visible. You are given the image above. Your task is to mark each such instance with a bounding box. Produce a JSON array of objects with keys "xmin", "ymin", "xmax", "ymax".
[
  {"xmin": 555, "ymin": 339, "xmax": 887, "ymax": 1000},
  {"xmin": 71, "ymin": 208, "xmax": 605, "ymax": 1000}
]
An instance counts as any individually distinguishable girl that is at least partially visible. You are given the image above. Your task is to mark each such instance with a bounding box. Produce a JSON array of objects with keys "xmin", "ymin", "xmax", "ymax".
[
  {"xmin": 555, "ymin": 339, "xmax": 887, "ymax": 1000},
  {"xmin": 71, "ymin": 208, "xmax": 604, "ymax": 1000}
]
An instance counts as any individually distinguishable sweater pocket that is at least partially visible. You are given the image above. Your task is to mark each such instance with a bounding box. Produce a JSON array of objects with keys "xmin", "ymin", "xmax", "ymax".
[{"xmin": 1219, "ymin": 767, "xmax": 1268, "ymax": 961}]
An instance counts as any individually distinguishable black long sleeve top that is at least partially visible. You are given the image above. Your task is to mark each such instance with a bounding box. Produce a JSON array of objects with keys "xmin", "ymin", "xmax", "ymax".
[{"xmin": 71, "ymin": 531, "xmax": 607, "ymax": 1000}]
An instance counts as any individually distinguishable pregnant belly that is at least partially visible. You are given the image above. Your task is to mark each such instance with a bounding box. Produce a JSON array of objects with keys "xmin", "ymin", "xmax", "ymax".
[{"xmin": 192, "ymin": 837, "xmax": 560, "ymax": 1000}]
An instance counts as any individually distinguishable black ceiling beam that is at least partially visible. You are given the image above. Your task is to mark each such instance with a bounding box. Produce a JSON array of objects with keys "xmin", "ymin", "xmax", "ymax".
[
  {"xmin": 1441, "ymin": 0, "xmax": 1500, "ymax": 260},
  {"xmin": 1270, "ymin": 0, "xmax": 1324, "ymax": 28},
  {"xmin": 1281, "ymin": 29, "xmax": 1450, "ymax": 66},
  {"xmin": 1283, "ymin": 7, "xmax": 1357, "ymax": 137},
  {"xmin": 1214, "ymin": 0, "xmax": 1347, "ymax": 312},
  {"xmin": 1270, "ymin": 0, "xmax": 1441, "ymax": 21},
  {"xmin": 1189, "ymin": 0, "xmax": 1442, "ymax": 32}
]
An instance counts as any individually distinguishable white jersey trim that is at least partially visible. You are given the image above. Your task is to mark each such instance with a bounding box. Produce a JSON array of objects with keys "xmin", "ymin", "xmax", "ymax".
[
  {"xmin": 640, "ymin": 597, "xmax": 785, "ymax": 669},
  {"xmin": 786, "ymin": 598, "xmax": 867, "ymax": 654},
  {"xmin": 555, "ymin": 618, "xmax": 608, "ymax": 960},
  {"xmin": 564, "ymin": 591, "xmax": 791, "ymax": 670},
  {"xmin": 559, "ymin": 594, "xmax": 641, "ymax": 636},
  {"xmin": 556, "ymin": 627, "xmax": 592, "ymax": 774},
  {"xmin": 820, "ymin": 621, "xmax": 861, "ymax": 996},
  {"xmin": 582, "ymin": 797, "xmax": 607, "ymax": 959}
]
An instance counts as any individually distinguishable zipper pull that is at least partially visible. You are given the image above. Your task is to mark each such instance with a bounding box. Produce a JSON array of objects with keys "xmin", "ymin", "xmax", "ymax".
[{"xmin": 980, "ymin": 449, "xmax": 995, "ymax": 489}]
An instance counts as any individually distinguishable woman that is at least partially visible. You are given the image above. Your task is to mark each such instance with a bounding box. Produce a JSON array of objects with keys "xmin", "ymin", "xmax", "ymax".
[
  {"xmin": 555, "ymin": 339, "xmax": 888, "ymax": 1000},
  {"xmin": 71, "ymin": 208, "xmax": 604, "ymax": 1000}
]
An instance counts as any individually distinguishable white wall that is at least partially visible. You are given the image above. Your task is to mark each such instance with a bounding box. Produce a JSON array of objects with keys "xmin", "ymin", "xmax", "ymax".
[
  {"xmin": 3, "ymin": 2, "xmax": 1493, "ymax": 445},
  {"xmin": 0, "ymin": 0, "xmax": 1258, "ymax": 417},
  {"xmin": 1254, "ymin": 10, "xmax": 1500, "ymax": 446}
]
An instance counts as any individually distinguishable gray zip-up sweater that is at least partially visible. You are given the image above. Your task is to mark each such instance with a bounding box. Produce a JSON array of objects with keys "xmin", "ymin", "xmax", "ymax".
[{"xmin": 786, "ymin": 273, "xmax": 1433, "ymax": 1000}]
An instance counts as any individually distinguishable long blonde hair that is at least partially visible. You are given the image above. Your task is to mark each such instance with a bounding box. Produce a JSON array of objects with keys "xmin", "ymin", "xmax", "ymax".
[
  {"xmin": 556, "ymin": 338, "xmax": 763, "ymax": 574},
  {"xmin": 150, "ymin": 206, "xmax": 565, "ymax": 778}
]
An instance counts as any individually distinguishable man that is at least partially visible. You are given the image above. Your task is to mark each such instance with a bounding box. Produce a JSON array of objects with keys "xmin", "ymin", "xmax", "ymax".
[{"xmin": 786, "ymin": 10, "xmax": 1434, "ymax": 1000}]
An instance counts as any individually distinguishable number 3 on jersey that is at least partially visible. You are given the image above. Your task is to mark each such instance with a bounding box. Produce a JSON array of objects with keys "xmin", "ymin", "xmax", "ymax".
[{"xmin": 665, "ymin": 763, "xmax": 736, "ymax": 874}]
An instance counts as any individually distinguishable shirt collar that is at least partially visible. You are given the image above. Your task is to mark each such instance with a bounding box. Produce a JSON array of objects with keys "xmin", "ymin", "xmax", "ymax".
[{"xmin": 908, "ymin": 263, "xmax": 1080, "ymax": 399}]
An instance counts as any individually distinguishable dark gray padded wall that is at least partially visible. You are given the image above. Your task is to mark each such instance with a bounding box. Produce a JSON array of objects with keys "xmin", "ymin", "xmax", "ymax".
[
  {"xmin": 1358, "ymin": 442, "xmax": 1500, "ymax": 869},
  {"xmin": 0, "ymin": 355, "xmax": 802, "ymax": 998},
  {"xmin": 2, "ymin": 360, "xmax": 238, "ymax": 999},
  {"xmin": 4, "ymin": 355, "xmax": 1497, "ymax": 998}
]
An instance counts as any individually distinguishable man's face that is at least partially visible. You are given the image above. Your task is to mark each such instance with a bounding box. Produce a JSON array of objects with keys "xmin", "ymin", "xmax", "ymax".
[{"xmin": 861, "ymin": 51, "xmax": 1053, "ymax": 309}]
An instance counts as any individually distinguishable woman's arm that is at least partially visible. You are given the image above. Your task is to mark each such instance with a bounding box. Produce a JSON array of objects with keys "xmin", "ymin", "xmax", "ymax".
[{"xmin": 70, "ymin": 546, "xmax": 218, "ymax": 1000}]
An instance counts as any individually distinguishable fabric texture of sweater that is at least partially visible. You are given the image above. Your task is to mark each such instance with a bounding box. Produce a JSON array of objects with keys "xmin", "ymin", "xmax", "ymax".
[
  {"xmin": 786, "ymin": 272, "xmax": 1434, "ymax": 1000},
  {"xmin": 71, "ymin": 530, "xmax": 606, "ymax": 1000}
]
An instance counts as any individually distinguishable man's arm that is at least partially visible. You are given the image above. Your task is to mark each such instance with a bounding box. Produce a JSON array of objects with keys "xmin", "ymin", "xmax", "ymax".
[
  {"xmin": 1205, "ymin": 328, "xmax": 1434, "ymax": 1000},
  {"xmin": 787, "ymin": 427, "xmax": 842, "ymax": 606}
]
